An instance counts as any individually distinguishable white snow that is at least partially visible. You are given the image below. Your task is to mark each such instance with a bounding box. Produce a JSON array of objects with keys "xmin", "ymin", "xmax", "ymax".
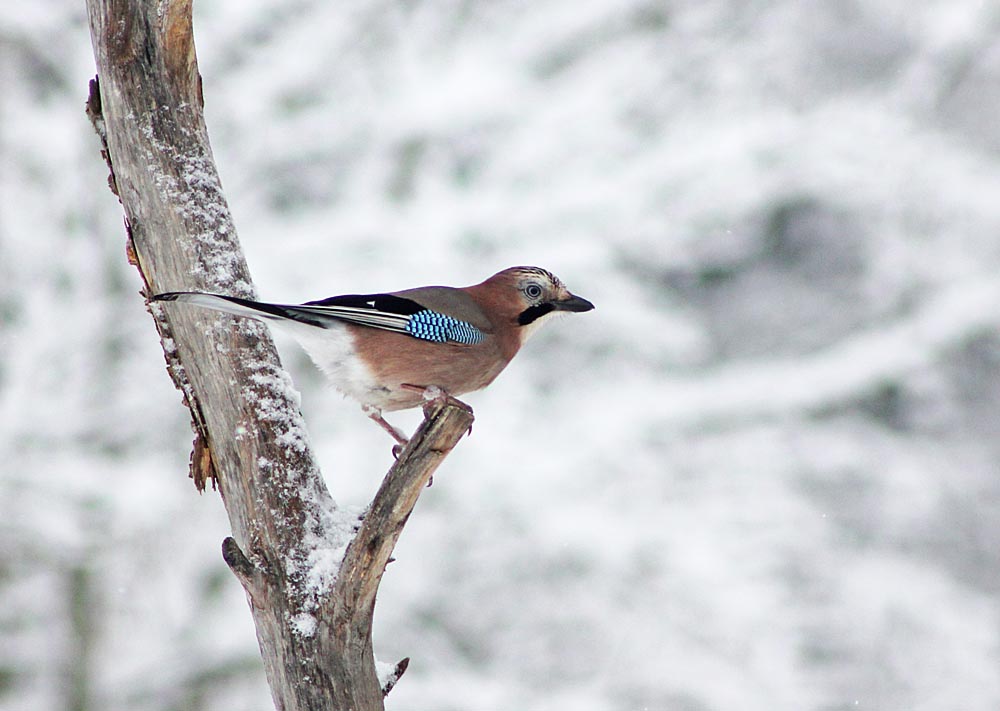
[
  {"xmin": 290, "ymin": 612, "xmax": 317, "ymax": 638},
  {"xmin": 4, "ymin": 1, "xmax": 1000, "ymax": 710},
  {"xmin": 375, "ymin": 658, "xmax": 401, "ymax": 691}
]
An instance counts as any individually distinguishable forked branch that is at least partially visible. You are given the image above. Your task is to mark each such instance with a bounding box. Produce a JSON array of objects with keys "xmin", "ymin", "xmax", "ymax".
[{"xmin": 85, "ymin": 1, "xmax": 473, "ymax": 708}]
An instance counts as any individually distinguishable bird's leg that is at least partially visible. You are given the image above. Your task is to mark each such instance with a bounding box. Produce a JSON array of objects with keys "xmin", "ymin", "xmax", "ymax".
[{"xmin": 362, "ymin": 405, "xmax": 409, "ymax": 457}]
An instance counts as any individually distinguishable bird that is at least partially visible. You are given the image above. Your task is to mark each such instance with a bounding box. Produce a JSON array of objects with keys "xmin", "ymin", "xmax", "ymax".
[{"xmin": 152, "ymin": 266, "xmax": 594, "ymax": 446}]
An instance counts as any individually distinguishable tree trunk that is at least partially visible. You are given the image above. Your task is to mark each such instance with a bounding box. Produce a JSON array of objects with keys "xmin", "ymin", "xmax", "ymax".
[{"xmin": 84, "ymin": 2, "xmax": 474, "ymax": 709}]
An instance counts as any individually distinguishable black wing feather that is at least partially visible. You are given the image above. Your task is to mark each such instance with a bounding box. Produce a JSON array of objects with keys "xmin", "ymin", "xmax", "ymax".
[
  {"xmin": 288, "ymin": 293, "xmax": 425, "ymax": 332},
  {"xmin": 304, "ymin": 293, "xmax": 424, "ymax": 315}
]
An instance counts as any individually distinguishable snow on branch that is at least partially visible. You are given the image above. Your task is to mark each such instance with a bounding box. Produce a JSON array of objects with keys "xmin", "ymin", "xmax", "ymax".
[{"xmin": 85, "ymin": 1, "xmax": 474, "ymax": 708}]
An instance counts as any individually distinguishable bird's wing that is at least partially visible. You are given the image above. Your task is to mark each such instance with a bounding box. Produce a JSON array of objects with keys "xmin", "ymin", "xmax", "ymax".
[
  {"xmin": 301, "ymin": 289, "xmax": 490, "ymax": 345},
  {"xmin": 386, "ymin": 286, "xmax": 493, "ymax": 330},
  {"xmin": 298, "ymin": 293, "xmax": 424, "ymax": 330}
]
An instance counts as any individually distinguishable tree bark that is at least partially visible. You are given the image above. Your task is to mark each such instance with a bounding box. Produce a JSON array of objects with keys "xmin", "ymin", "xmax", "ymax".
[{"xmin": 84, "ymin": 2, "xmax": 474, "ymax": 709}]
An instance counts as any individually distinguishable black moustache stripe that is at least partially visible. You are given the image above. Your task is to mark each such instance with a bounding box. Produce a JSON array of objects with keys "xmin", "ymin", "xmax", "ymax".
[{"xmin": 518, "ymin": 303, "xmax": 555, "ymax": 326}]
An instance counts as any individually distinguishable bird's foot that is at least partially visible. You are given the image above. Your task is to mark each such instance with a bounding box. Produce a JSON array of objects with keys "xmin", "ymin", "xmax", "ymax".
[
  {"xmin": 400, "ymin": 384, "xmax": 474, "ymax": 440},
  {"xmin": 400, "ymin": 383, "xmax": 473, "ymax": 417}
]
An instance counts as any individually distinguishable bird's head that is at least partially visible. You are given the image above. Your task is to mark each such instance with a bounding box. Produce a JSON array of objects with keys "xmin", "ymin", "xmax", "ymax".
[{"xmin": 478, "ymin": 266, "xmax": 594, "ymax": 343}]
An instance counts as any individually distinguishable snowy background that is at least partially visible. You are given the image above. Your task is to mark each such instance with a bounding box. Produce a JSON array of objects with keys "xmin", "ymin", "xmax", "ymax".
[{"xmin": 4, "ymin": 1, "xmax": 1000, "ymax": 709}]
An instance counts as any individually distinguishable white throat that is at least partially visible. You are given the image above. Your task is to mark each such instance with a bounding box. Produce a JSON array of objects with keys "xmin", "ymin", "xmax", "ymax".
[{"xmin": 518, "ymin": 309, "xmax": 566, "ymax": 344}]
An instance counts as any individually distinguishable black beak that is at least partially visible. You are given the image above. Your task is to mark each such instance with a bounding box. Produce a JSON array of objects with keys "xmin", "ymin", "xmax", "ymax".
[{"xmin": 552, "ymin": 293, "xmax": 595, "ymax": 313}]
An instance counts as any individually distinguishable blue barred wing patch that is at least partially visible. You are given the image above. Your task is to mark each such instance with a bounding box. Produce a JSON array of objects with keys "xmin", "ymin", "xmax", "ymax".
[{"xmin": 406, "ymin": 310, "xmax": 485, "ymax": 344}]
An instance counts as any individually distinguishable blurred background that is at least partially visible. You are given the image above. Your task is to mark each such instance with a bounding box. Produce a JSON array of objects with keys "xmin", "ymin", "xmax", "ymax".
[{"xmin": 4, "ymin": 1, "xmax": 1000, "ymax": 709}]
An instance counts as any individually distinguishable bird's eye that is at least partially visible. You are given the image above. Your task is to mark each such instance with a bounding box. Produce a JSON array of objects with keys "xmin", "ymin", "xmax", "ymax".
[{"xmin": 524, "ymin": 283, "xmax": 543, "ymax": 299}]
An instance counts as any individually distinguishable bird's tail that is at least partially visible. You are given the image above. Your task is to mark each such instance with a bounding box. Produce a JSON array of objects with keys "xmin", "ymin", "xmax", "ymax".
[{"xmin": 152, "ymin": 292, "xmax": 327, "ymax": 327}]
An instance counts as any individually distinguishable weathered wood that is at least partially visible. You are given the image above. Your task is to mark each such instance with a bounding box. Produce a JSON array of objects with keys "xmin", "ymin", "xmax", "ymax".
[
  {"xmin": 336, "ymin": 398, "xmax": 475, "ymax": 619},
  {"xmin": 84, "ymin": 1, "xmax": 475, "ymax": 709}
]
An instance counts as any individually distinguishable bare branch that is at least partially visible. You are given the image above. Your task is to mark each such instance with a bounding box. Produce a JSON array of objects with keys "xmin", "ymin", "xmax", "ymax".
[
  {"xmin": 85, "ymin": 2, "xmax": 474, "ymax": 709},
  {"xmin": 335, "ymin": 400, "xmax": 475, "ymax": 618},
  {"xmin": 222, "ymin": 536, "xmax": 265, "ymax": 598}
]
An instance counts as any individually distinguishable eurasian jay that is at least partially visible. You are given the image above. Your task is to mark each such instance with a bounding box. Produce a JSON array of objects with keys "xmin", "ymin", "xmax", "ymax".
[{"xmin": 153, "ymin": 266, "xmax": 594, "ymax": 444}]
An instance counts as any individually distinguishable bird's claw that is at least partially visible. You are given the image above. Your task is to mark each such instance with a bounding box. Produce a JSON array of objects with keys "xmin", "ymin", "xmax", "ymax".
[{"xmin": 400, "ymin": 383, "xmax": 472, "ymax": 417}]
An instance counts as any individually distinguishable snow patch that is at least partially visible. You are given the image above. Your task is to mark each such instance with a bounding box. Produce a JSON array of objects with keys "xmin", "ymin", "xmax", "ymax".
[
  {"xmin": 375, "ymin": 659, "xmax": 402, "ymax": 690},
  {"xmin": 290, "ymin": 612, "xmax": 317, "ymax": 637}
]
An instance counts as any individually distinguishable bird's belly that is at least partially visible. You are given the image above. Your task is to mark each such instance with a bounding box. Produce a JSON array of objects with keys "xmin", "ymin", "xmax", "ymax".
[
  {"xmin": 348, "ymin": 327, "xmax": 509, "ymax": 411},
  {"xmin": 284, "ymin": 322, "xmax": 509, "ymax": 412},
  {"xmin": 279, "ymin": 322, "xmax": 383, "ymax": 404}
]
